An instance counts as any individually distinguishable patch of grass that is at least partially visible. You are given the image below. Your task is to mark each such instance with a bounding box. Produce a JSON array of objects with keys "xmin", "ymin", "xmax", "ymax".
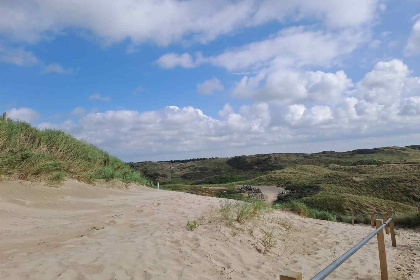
[
  {"xmin": 49, "ymin": 170, "xmax": 65, "ymax": 184},
  {"xmin": 275, "ymin": 200, "xmax": 420, "ymax": 227},
  {"xmin": 260, "ymin": 229, "xmax": 277, "ymax": 254},
  {"xmin": 0, "ymin": 119, "xmax": 152, "ymax": 186},
  {"xmin": 220, "ymin": 198, "xmax": 271, "ymax": 225}
]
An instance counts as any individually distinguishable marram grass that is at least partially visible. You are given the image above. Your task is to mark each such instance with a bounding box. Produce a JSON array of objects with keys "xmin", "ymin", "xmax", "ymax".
[{"xmin": 0, "ymin": 119, "xmax": 152, "ymax": 186}]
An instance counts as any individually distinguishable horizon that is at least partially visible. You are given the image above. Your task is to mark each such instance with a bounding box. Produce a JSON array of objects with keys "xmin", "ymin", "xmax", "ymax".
[
  {"xmin": 1, "ymin": 1, "xmax": 420, "ymax": 162},
  {"xmin": 131, "ymin": 144, "xmax": 420, "ymax": 163}
]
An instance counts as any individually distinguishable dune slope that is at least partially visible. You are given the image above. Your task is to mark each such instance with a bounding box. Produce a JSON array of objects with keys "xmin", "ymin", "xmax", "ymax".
[{"xmin": 0, "ymin": 180, "xmax": 418, "ymax": 280}]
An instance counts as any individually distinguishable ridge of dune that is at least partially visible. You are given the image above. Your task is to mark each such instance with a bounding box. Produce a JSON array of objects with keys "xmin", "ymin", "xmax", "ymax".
[{"xmin": 0, "ymin": 179, "xmax": 418, "ymax": 280}]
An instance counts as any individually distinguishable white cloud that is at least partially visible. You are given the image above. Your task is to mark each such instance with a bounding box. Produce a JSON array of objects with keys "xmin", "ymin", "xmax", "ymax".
[
  {"xmin": 70, "ymin": 107, "xmax": 86, "ymax": 117},
  {"xmin": 0, "ymin": 44, "xmax": 71, "ymax": 74},
  {"xmin": 356, "ymin": 59, "xmax": 409, "ymax": 105},
  {"xmin": 285, "ymin": 104, "xmax": 333, "ymax": 126},
  {"xmin": 404, "ymin": 19, "xmax": 420, "ymax": 56},
  {"xmin": 0, "ymin": 1, "xmax": 382, "ymax": 46},
  {"xmin": 400, "ymin": 96, "xmax": 420, "ymax": 116},
  {"xmin": 7, "ymin": 107, "xmax": 40, "ymax": 122},
  {"xmin": 156, "ymin": 53, "xmax": 196, "ymax": 69},
  {"xmin": 35, "ymin": 75, "xmax": 419, "ymax": 162},
  {"xmin": 40, "ymin": 63, "xmax": 73, "ymax": 74},
  {"xmin": 0, "ymin": 45, "xmax": 38, "ymax": 66},
  {"xmin": 233, "ymin": 69, "xmax": 353, "ymax": 104},
  {"xmin": 197, "ymin": 78, "xmax": 224, "ymax": 95},
  {"xmin": 193, "ymin": 26, "xmax": 367, "ymax": 71},
  {"xmin": 219, "ymin": 103, "xmax": 234, "ymax": 118},
  {"xmin": 89, "ymin": 93, "xmax": 111, "ymax": 101}
]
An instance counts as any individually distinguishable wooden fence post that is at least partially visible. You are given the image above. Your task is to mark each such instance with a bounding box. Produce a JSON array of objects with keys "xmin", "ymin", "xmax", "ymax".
[
  {"xmin": 280, "ymin": 270, "xmax": 302, "ymax": 280},
  {"xmin": 387, "ymin": 211, "xmax": 396, "ymax": 247},
  {"xmin": 384, "ymin": 212, "xmax": 389, "ymax": 234},
  {"xmin": 370, "ymin": 213, "xmax": 375, "ymax": 228},
  {"xmin": 376, "ymin": 219, "xmax": 388, "ymax": 280},
  {"xmin": 351, "ymin": 209, "xmax": 354, "ymax": 226}
]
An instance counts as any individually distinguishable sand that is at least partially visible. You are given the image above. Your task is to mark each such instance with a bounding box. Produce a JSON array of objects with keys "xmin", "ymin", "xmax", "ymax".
[{"xmin": 0, "ymin": 179, "xmax": 419, "ymax": 280}]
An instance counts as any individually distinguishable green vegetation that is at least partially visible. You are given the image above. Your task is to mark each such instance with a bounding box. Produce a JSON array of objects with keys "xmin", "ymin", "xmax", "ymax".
[
  {"xmin": 133, "ymin": 146, "xmax": 420, "ymax": 227},
  {"xmin": 220, "ymin": 198, "xmax": 271, "ymax": 225},
  {"xmin": 0, "ymin": 119, "xmax": 152, "ymax": 186},
  {"xmin": 186, "ymin": 220, "xmax": 198, "ymax": 231}
]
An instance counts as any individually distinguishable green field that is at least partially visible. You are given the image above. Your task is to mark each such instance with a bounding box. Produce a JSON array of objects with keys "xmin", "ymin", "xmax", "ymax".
[
  {"xmin": 0, "ymin": 119, "xmax": 152, "ymax": 186},
  {"xmin": 131, "ymin": 146, "xmax": 420, "ymax": 227}
]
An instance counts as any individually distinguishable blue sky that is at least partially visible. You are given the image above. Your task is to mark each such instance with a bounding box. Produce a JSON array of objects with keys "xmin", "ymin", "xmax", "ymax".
[{"xmin": 1, "ymin": 0, "xmax": 420, "ymax": 161}]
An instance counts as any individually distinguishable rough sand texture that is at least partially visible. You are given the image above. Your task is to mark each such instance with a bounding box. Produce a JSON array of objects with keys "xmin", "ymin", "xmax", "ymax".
[{"xmin": 0, "ymin": 180, "xmax": 419, "ymax": 280}]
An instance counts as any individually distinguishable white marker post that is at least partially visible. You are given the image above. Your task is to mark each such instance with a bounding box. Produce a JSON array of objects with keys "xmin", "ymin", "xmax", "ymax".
[{"xmin": 157, "ymin": 182, "xmax": 159, "ymax": 190}]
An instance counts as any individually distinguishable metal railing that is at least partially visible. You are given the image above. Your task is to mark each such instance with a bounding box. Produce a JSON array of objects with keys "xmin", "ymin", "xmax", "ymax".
[{"xmin": 310, "ymin": 212, "xmax": 395, "ymax": 280}]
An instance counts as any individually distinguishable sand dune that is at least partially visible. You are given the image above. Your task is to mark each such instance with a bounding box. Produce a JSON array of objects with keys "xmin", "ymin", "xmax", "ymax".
[{"xmin": 0, "ymin": 180, "xmax": 418, "ymax": 280}]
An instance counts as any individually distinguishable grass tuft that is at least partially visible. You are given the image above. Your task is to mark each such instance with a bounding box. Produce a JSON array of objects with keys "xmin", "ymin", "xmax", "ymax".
[{"xmin": 0, "ymin": 119, "xmax": 152, "ymax": 186}]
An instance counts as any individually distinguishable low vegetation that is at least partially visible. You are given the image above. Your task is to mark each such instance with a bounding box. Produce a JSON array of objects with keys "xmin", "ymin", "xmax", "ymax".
[
  {"xmin": 0, "ymin": 119, "xmax": 152, "ymax": 186},
  {"xmin": 220, "ymin": 197, "xmax": 271, "ymax": 225},
  {"xmin": 186, "ymin": 220, "xmax": 198, "ymax": 231},
  {"xmin": 133, "ymin": 146, "xmax": 420, "ymax": 227}
]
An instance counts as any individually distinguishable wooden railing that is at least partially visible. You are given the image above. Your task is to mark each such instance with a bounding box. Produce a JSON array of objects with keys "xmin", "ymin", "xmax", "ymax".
[{"xmin": 280, "ymin": 211, "xmax": 397, "ymax": 280}]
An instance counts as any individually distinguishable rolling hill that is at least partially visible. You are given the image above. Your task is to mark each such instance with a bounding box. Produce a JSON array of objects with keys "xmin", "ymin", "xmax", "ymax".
[{"xmin": 131, "ymin": 146, "xmax": 420, "ymax": 226}]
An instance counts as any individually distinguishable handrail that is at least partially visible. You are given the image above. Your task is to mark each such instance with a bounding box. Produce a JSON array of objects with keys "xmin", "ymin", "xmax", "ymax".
[{"xmin": 310, "ymin": 212, "xmax": 394, "ymax": 280}]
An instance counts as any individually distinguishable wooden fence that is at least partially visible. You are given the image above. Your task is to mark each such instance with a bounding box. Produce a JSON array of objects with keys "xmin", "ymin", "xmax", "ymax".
[{"xmin": 280, "ymin": 211, "xmax": 397, "ymax": 280}]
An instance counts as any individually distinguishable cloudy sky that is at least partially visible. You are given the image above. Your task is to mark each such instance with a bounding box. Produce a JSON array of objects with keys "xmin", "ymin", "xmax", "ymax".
[{"xmin": 1, "ymin": 0, "xmax": 420, "ymax": 161}]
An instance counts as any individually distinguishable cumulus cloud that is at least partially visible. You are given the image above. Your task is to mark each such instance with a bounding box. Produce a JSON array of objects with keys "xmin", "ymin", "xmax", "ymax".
[
  {"xmin": 404, "ymin": 18, "xmax": 420, "ymax": 56},
  {"xmin": 89, "ymin": 93, "xmax": 111, "ymax": 101},
  {"xmin": 0, "ymin": 0, "xmax": 381, "ymax": 45},
  {"xmin": 233, "ymin": 69, "xmax": 353, "ymax": 104},
  {"xmin": 197, "ymin": 78, "xmax": 224, "ymax": 95},
  {"xmin": 156, "ymin": 53, "xmax": 197, "ymax": 69},
  {"xmin": 356, "ymin": 59, "xmax": 409, "ymax": 104},
  {"xmin": 7, "ymin": 107, "xmax": 40, "ymax": 122},
  {"xmin": 400, "ymin": 96, "xmax": 420, "ymax": 116},
  {"xmin": 219, "ymin": 103, "xmax": 234, "ymax": 118},
  {"xmin": 35, "ymin": 96, "xmax": 419, "ymax": 161},
  {"xmin": 285, "ymin": 104, "xmax": 332, "ymax": 126}
]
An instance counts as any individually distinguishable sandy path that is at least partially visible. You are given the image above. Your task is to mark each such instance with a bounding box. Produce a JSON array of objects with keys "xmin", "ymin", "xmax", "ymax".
[
  {"xmin": 257, "ymin": 185, "xmax": 286, "ymax": 204},
  {"xmin": 0, "ymin": 180, "xmax": 418, "ymax": 280}
]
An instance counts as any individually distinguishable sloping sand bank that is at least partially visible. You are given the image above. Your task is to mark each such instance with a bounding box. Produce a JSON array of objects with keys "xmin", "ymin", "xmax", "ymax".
[{"xmin": 0, "ymin": 180, "xmax": 418, "ymax": 280}]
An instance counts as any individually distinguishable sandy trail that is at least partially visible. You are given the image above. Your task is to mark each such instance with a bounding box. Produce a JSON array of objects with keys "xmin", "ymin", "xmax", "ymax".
[{"xmin": 0, "ymin": 180, "xmax": 418, "ymax": 280}]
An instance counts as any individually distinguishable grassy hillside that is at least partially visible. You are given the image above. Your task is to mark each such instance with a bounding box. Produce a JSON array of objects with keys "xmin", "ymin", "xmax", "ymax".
[
  {"xmin": 0, "ymin": 119, "xmax": 152, "ymax": 186},
  {"xmin": 132, "ymin": 146, "xmax": 420, "ymax": 226}
]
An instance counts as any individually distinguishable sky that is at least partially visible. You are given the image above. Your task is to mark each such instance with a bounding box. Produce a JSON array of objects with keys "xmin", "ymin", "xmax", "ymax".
[{"xmin": 1, "ymin": 0, "xmax": 420, "ymax": 162}]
